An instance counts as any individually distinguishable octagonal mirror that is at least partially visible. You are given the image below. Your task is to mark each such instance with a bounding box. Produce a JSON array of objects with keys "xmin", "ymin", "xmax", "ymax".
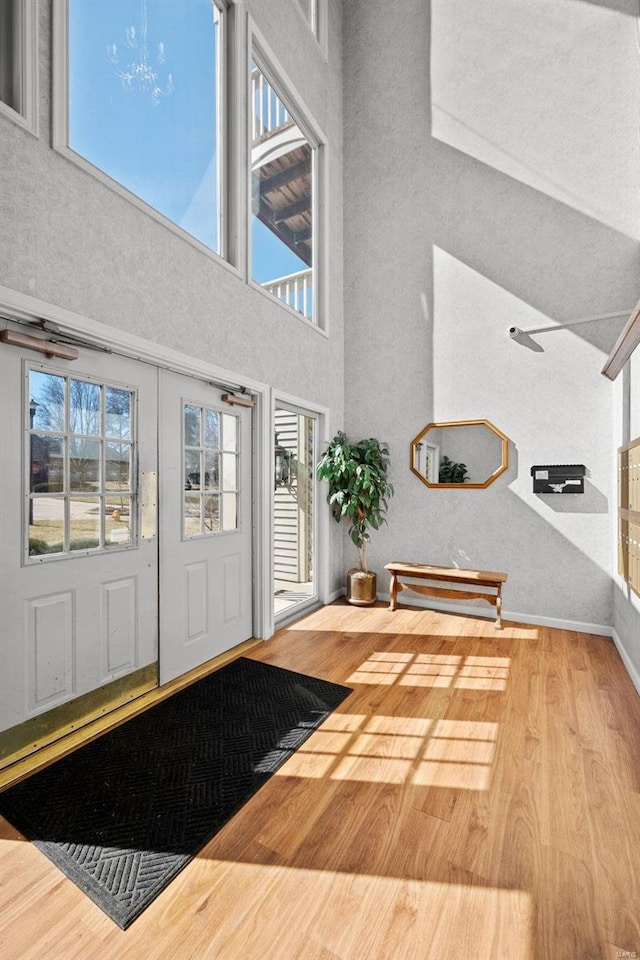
[{"xmin": 410, "ymin": 419, "xmax": 509, "ymax": 489}]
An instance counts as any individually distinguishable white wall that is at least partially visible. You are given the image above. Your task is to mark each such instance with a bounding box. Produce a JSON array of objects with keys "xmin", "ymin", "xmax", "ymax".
[{"xmin": 343, "ymin": 0, "xmax": 640, "ymax": 628}]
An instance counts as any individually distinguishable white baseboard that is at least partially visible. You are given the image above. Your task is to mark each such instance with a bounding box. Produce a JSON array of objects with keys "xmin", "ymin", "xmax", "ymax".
[
  {"xmin": 610, "ymin": 628, "xmax": 640, "ymax": 697},
  {"xmin": 501, "ymin": 610, "xmax": 614, "ymax": 638},
  {"xmin": 326, "ymin": 587, "xmax": 346, "ymax": 604},
  {"xmin": 376, "ymin": 591, "xmax": 614, "ymax": 638}
]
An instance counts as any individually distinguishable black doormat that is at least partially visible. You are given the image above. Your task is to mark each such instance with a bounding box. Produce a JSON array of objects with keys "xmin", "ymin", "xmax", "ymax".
[{"xmin": 0, "ymin": 657, "xmax": 351, "ymax": 929}]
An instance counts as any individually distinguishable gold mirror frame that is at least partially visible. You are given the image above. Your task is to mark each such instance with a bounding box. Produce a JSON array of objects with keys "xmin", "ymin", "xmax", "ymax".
[{"xmin": 410, "ymin": 419, "xmax": 509, "ymax": 489}]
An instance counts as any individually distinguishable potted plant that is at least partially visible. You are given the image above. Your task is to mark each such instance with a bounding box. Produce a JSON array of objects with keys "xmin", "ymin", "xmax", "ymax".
[
  {"xmin": 438, "ymin": 455, "xmax": 469, "ymax": 484},
  {"xmin": 316, "ymin": 431, "xmax": 394, "ymax": 605}
]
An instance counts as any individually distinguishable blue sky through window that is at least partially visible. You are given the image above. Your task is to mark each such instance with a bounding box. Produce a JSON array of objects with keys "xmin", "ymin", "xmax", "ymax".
[
  {"xmin": 67, "ymin": 1, "xmax": 315, "ymax": 320},
  {"xmin": 251, "ymin": 218, "xmax": 308, "ymax": 284},
  {"xmin": 68, "ymin": 0, "xmax": 220, "ymax": 251}
]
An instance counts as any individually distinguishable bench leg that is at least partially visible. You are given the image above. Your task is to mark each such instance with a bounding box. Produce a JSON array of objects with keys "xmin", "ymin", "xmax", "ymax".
[
  {"xmin": 495, "ymin": 586, "xmax": 503, "ymax": 629},
  {"xmin": 388, "ymin": 572, "xmax": 398, "ymax": 611}
]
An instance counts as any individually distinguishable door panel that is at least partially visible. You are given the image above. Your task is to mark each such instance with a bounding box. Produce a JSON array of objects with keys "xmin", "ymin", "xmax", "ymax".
[
  {"xmin": 159, "ymin": 370, "xmax": 252, "ymax": 684},
  {"xmin": 101, "ymin": 576, "xmax": 138, "ymax": 675},
  {"xmin": 0, "ymin": 335, "xmax": 159, "ymax": 752},
  {"xmin": 27, "ymin": 592, "xmax": 74, "ymax": 712}
]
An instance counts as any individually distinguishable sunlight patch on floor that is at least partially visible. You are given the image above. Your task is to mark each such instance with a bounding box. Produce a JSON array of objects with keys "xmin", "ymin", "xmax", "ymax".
[
  {"xmin": 277, "ymin": 711, "xmax": 499, "ymax": 790},
  {"xmin": 348, "ymin": 651, "xmax": 511, "ymax": 691}
]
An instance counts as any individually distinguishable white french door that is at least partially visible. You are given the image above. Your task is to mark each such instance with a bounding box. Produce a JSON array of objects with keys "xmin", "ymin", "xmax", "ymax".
[
  {"xmin": 0, "ymin": 337, "xmax": 159, "ymax": 754},
  {"xmin": 0, "ymin": 333, "xmax": 255, "ymax": 764},
  {"xmin": 158, "ymin": 370, "xmax": 253, "ymax": 684}
]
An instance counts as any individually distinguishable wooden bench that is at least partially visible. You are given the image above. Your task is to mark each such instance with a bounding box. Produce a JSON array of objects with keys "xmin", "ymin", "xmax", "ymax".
[{"xmin": 384, "ymin": 562, "xmax": 508, "ymax": 629}]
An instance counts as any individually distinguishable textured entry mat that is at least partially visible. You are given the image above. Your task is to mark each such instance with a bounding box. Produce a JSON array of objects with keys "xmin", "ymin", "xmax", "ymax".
[{"xmin": 0, "ymin": 657, "xmax": 351, "ymax": 929}]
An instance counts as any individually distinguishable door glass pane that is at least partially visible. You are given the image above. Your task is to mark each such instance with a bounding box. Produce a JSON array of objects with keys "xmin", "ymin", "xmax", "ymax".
[
  {"xmin": 205, "ymin": 493, "xmax": 221, "ymax": 532},
  {"xmin": 182, "ymin": 402, "xmax": 242, "ymax": 538},
  {"xmin": 222, "ymin": 414, "xmax": 237, "ymax": 452},
  {"xmin": 70, "ymin": 380, "xmax": 101, "ymax": 435},
  {"xmin": 105, "ymin": 387, "xmax": 132, "ymax": 439},
  {"xmin": 29, "ymin": 498, "xmax": 65, "ymax": 555},
  {"xmin": 30, "ymin": 435, "xmax": 64, "ymax": 493},
  {"xmin": 222, "ymin": 452, "xmax": 237, "ymax": 489},
  {"xmin": 185, "ymin": 449, "xmax": 200, "ymax": 490},
  {"xmin": 205, "ymin": 409, "xmax": 220, "ymax": 448},
  {"xmin": 222, "ymin": 492, "xmax": 236, "ymax": 531},
  {"xmin": 70, "ymin": 437, "xmax": 101, "ymax": 492},
  {"xmin": 204, "ymin": 450, "xmax": 219, "ymax": 488},
  {"xmin": 106, "ymin": 497, "xmax": 132, "ymax": 546},
  {"xmin": 29, "ymin": 371, "xmax": 65, "ymax": 431},
  {"xmin": 105, "ymin": 441, "xmax": 131, "ymax": 490},
  {"xmin": 26, "ymin": 369, "xmax": 138, "ymax": 560},
  {"xmin": 69, "ymin": 496, "xmax": 101, "ymax": 550},
  {"xmin": 184, "ymin": 405, "xmax": 201, "ymax": 446},
  {"xmin": 184, "ymin": 493, "xmax": 202, "ymax": 537}
]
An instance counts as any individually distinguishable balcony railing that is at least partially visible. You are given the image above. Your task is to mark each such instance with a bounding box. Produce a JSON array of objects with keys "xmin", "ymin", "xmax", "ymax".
[
  {"xmin": 252, "ymin": 67, "xmax": 290, "ymax": 141},
  {"xmin": 252, "ymin": 66, "xmax": 314, "ymax": 323},
  {"xmin": 262, "ymin": 269, "xmax": 313, "ymax": 319}
]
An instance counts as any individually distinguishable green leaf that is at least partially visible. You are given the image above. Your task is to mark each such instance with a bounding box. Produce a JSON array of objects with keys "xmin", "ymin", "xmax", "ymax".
[{"xmin": 316, "ymin": 431, "xmax": 394, "ymax": 566}]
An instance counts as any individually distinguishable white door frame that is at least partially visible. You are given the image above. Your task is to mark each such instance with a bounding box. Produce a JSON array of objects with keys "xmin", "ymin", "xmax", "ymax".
[
  {"xmin": 0, "ymin": 284, "xmax": 276, "ymax": 647},
  {"xmin": 265, "ymin": 388, "xmax": 330, "ymax": 638}
]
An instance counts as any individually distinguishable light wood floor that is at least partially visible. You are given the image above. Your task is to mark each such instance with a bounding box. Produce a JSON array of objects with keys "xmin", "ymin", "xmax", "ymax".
[{"xmin": 1, "ymin": 602, "xmax": 640, "ymax": 960}]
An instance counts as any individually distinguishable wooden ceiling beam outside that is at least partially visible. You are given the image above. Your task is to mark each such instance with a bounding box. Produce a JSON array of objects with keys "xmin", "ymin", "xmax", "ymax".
[
  {"xmin": 292, "ymin": 226, "xmax": 312, "ymax": 244},
  {"xmin": 275, "ymin": 196, "xmax": 312, "ymax": 224},
  {"xmin": 253, "ymin": 140, "xmax": 313, "ymax": 271},
  {"xmin": 260, "ymin": 158, "xmax": 310, "ymax": 196}
]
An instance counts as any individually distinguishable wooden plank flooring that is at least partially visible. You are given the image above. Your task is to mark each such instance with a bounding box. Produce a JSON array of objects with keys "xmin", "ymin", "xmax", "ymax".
[{"xmin": 1, "ymin": 601, "xmax": 639, "ymax": 959}]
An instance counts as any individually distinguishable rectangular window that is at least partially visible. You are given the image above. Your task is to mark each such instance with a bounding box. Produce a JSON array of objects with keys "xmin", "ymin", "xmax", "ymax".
[
  {"xmin": 183, "ymin": 403, "xmax": 239, "ymax": 538},
  {"xmin": 66, "ymin": 0, "xmax": 224, "ymax": 254},
  {"xmin": 0, "ymin": 0, "xmax": 38, "ymax": 131},
  {"xmin": 27, "ymin": 370, "xmax": 136, "ymax": 559},
  {"xmin": 250, "ymin": 58, "xmax": 317, "ymax": 324}
]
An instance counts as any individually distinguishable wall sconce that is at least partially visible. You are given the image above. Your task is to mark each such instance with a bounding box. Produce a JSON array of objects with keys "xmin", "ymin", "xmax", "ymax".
[{"xmin": 274, "ymin": 434, "xmax": 292, "ymax": 489}]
